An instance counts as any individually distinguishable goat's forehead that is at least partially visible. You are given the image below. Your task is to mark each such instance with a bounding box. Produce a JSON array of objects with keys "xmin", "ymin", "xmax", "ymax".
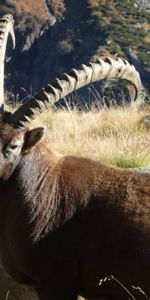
[{"xmin": 0, "ymin": 122, "xmax": 19, "ymax": 142}]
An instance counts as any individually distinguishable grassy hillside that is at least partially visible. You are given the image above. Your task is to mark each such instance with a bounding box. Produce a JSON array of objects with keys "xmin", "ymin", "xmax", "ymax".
[
  {"xmin": 31, "ymin": 104, "xmax": 150, "ymax": 168},
  {"xmin": 1, "ymin": 0, "xmax": 150, "ymax": 100},
  {"xmin": 8, "ymin": 0, "xmax": 65, "ymax": 21},
  {"xmin": 89, "ymin": 0, "xmax": 150, "ymax": 67}
]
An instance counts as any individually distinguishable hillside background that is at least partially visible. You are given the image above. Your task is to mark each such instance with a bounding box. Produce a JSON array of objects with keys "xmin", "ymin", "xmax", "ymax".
[{"xmin": 0, "ymin": 0, "xmax": 150, "ymax": 106}]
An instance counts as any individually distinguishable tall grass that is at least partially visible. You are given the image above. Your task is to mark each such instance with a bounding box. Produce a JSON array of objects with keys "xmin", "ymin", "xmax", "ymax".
[{"xmin": 31, "ymin": 104, "xmax": 150, "ymax": 168}]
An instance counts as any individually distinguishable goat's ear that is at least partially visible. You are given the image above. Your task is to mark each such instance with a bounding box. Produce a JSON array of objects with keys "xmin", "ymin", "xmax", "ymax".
[{"xmin": 23, "ymin": 126, "xmax": 47, "ymax": 151}]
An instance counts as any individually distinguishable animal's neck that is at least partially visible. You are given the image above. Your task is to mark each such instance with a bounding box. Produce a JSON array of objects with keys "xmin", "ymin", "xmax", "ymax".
[
  {"xmin": 19, "ymin": 144, "xmax": 64, "ymax": 236},
  {"xmin": 0, "ymin": 144, "xmax": 61, "ymax": 240}
]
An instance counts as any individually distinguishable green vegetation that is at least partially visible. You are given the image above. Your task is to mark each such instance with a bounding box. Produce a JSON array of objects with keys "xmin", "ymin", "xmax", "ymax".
[{"xmin": 89, "ymin": 0, "xmax": 150, "ymax": 69}]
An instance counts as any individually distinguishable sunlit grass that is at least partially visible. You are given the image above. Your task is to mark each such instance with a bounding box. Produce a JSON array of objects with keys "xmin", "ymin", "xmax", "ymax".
[{"xmin": 31, "ymin": 104, "xmax": 150, "ymax": 168}]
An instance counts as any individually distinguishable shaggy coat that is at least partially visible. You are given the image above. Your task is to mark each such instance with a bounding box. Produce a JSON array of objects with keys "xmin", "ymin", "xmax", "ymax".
[{"xmin": 0, "ymin": 122, "xmax": 150, "ymax": 300}]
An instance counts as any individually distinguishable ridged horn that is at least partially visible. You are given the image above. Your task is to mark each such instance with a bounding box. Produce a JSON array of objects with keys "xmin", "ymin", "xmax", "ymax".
[
  {"xmin": 9, "ymin": 56, "xmax": 143, "ymax": 128},
  {"xmin": 0, "ymin": 14, "xmax": 15, "ymax": 114}
]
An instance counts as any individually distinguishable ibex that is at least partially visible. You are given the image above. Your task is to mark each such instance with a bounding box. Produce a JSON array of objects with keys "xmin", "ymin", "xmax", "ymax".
[{"xmin": 0, "ymin": 14, "xmax": 149, "ymax": 300}]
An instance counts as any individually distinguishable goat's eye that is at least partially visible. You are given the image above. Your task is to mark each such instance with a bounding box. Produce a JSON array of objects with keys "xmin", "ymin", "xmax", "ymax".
[
  {"xmin": 2, "ymin": 143, "xmax": 19, "ymax": 158},
  {"xmin": 8, "ymin": 144, "xmax": 18, "ymax": 150}
]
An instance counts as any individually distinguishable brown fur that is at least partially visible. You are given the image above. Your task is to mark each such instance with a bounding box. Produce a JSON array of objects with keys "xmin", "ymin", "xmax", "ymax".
[{"xmin": 0, "ymin": 121, "xmax": 150, "ymax": 300}]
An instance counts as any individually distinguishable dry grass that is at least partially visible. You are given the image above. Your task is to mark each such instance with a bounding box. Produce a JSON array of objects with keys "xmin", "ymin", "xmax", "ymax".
[
  {"xmin": 31, "ymin": 104, "xmax": 150, "ymax": 168},
  {"xmin": 9, "ymin": 0, "xmax": 51, "ymax": 21},
  {"xmin": 8, "ymin": 0, "xmax": 65, "ymax": 21}
]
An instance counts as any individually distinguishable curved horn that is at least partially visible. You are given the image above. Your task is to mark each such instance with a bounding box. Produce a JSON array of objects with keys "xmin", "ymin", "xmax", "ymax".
[
  {"xmin": 9, "ymin": 57, "xmax": 143, "ymax": 128},
  {"xmin": 0, "ymin": 14, "xmax": 15, "ymax": 113}
]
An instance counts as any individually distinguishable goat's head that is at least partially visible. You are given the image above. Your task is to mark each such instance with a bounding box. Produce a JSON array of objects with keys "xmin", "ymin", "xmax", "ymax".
[
  {"xmin": 0, "ymin": 114, "xmax": 45, "ymax": 180},
  {"xmin": 0, "ymin": 14, "xmax": 144, "ymax": 180}
]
